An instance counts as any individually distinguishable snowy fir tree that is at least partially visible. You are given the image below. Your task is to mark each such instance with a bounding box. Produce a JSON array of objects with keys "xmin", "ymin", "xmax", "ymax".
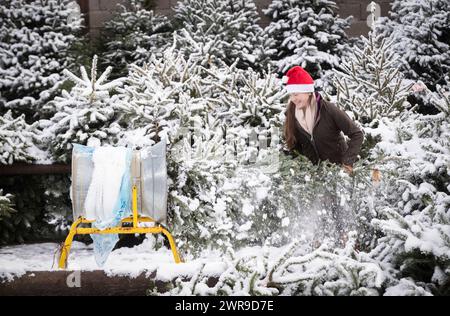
[
  {"xmin": 331, "ymin": 32, "xmax": 413, "ymax": 127},
  {"xmin": 364, "ymin": 84, "xmax": 450, "ymax": 295},
  {"xmin": 100, "ymin": 0, "xmax": 172, "ymax": 79},
  {"xmin": 0, "ymin": 110, "xmax": 38, "ymax": 165},
  {"xmin": 119, "ymin": 46, "xmax": 292, "ymax": 254},
  {"xmin": 172, "ymin": 0, "xmax": 274, "ymax": 72},
  {"xmin": 112, "ymin": 62, "xmax": 178, "ymax": 149},
  {"xmin": 164, "ymin": 238, "xmax": 385, "ymax": 296},
  {"xmin": 144, "ymin": 46, "xmax": 383, "ymax": 256},
  {"xmin": 111, "ymin": 41, "xmax": 285, "ymax": 149},
  {"xmin": 263, "ymin": 0, "xmax": 352, "ymax": 90},
  {"xmin": 40, "ymin": 55, "xmax": 125, "ymax": 162},
  {"xmin": 258, "ymin": 150, "xmax": 388, "ymax": 251},
  {"xmin": 329, "ymin": 30, "xmax": 450, "ymax": 295},
  {"xmin": 0, "ymin": 0, "xmax": 84, "ymax": 121},
  {"xmin": 365, "ymin": 85, "xmax": 449, "ymax": 185},
  {"xmin": 0, "ymin": 189, "xmax": 16, "ymax": 221},
  {"xmin": 374, "ymin": 0, "xmax": 450, "ymax": 94}
]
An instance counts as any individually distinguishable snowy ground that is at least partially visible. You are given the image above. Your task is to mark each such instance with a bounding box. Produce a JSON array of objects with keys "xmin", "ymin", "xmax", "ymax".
[{"xmin": 0, "ymin": 238, "xmax": 284, "ymax": 284}]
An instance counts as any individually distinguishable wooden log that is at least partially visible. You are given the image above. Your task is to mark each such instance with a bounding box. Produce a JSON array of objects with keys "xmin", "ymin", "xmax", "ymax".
[
  {"xmin": 0, "ymin": 270, "xmax": 219, "ymax": 296},
  {"xmin": 0, "ymin": 164, "xmax": 71, "ymax": 176},
  {"xmin": 0, "ymin": 271, "xmax": 152, "ymax": 296}
]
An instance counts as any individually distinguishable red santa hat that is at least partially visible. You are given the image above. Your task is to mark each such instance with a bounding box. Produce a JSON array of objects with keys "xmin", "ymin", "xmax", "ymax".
[{"xmin": 282, "ymin": 66, "xmax": 315, "ymax": 93}]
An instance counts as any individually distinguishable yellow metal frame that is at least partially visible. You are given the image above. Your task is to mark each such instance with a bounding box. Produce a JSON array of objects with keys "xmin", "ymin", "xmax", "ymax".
[{"xmin": 58, "ymin": 185, "xmax": 182, "ymax": 269}]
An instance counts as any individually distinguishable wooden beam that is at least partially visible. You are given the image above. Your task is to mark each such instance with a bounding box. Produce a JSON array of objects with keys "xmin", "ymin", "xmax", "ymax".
[
  {"xmin": 0, "ymin": 270, "xmax": 219, "ymax": 296},
  {"xmin": 0, "ymin": 164, "xmax": 71, "ymax": 176},
  {"xmin": 77, "ymin": 0, "xmax": 89, "ymax": 33}
]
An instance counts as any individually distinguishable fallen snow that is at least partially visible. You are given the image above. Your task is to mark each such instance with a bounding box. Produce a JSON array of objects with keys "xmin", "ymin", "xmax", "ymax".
[
  {"xmin": 0, "ymin": 237, "xmax": 224, "ymax": 283},
  {"xmin": 0, "ymin": 238, "xmax": 289, "ymax": 284}
]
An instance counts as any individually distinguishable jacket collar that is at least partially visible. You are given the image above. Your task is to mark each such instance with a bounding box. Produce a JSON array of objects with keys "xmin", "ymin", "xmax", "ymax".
[
  {"xmin": 294, "ymin": 92, "xmax": 322, "ymax": 136},
  {"xmin": 314, "ymin": 92, "xmax": 322, "ymax": 126}
]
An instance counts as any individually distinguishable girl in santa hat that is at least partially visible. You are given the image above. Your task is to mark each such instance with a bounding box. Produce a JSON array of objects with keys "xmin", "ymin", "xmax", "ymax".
[
  {"xmin": 282, "ymin": 65, "xmax": 364, "ymax": 246},
  {"xmin": 282, "ymin": 65, "xmax": 363, "ymax": 172}
]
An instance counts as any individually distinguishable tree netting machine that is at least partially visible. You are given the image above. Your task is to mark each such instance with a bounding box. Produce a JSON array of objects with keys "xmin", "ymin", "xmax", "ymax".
[{"xmin": 58, "ymin": 139, "xmax": 182, "ymax": 269}]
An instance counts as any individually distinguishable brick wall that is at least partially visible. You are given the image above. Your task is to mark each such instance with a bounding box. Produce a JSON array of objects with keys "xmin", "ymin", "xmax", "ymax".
[
  {"xmin": 78, "ymin": 0, "xmax": 393, "ymax": 39},
  {"xmin": 336, "ymin": 0, "xmax": 393, "ymax": 37}
]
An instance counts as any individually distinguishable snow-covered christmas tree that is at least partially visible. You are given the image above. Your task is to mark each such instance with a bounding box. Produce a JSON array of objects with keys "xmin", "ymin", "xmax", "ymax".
[
  {"xmin": 374, "ymin": 0, "xmax": 450, "ymax": 92},
  {"xmin": 0, "ymin": 110, "xmax": 38, "ymax": 165},
  {"xmin": 166, "ymin": 235, "xmax": 385, "ymax": 296},
  {"xmin": 147, "ymin": 47, "xmax": 287, "ymax": 254},
  {"xmin": 0, "ymin": 0, "xmax": 84, "ymax": 121},
  {"xmin": 0, "ymin": 189, "xmax": 15, "ymax": 222},
  {"xmin": 172, "ymin": 0, "xmax": 274, "ymax": 72},
  {"xmin": 41, "ymin": 55, "xmax": 124, "ymax": 162},
  {"xmin": 331, "ymin": 32, "xmax": 413, "ymax": 127},
  {"xmin": 329, "ymin": 31, "xmax": 450, "ymax": 294},
  {"xmin": 100, "ymin": 0, "xmax": 172, "ymax": 78},
  {"xmin": 263, "ymin": 0, "xmax": 352, "ymax": 91},
  {"xmin": 112, "ymin": 61, "xmax": 178, "ymax": 149},
  {"xmin": 374, "ymin": 0, "xmax": 450, "ymax": 114},
  {"xmin": 365, "ymin": 80, "xmax": 450, "ymax": 295}
]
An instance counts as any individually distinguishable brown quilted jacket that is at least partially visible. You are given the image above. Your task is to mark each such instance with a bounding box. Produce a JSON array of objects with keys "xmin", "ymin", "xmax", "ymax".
[{"xmin": 293, "ymin": 93, "xmax": 364, "ymax": 166}]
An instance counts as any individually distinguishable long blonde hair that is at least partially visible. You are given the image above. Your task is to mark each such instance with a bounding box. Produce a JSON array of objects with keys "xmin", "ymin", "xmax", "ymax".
[{"xmin": 283, "ymin": 93, "xmax": 316, "ymax": 150}]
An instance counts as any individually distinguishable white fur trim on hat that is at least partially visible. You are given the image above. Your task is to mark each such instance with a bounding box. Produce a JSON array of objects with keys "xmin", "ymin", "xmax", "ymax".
[{"xmin": 285, "ymin": 83, "xmax": 315, "ymax": 93}]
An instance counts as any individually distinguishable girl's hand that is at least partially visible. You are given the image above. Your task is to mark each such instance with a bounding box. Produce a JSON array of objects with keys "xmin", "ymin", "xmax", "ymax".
[{"xmin": 343, "ymin": 164, "xmax": 353, "ymax": 174}]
